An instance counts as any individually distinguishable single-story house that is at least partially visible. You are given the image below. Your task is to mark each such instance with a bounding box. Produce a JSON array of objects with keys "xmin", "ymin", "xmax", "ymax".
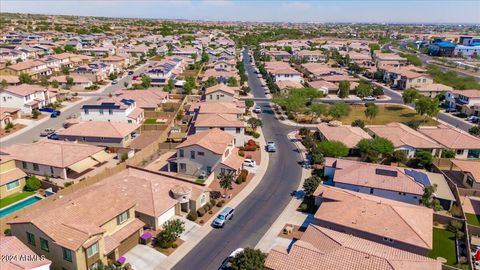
[
  {"xmin": 418, "ymin": 125, "xmax": 480, "ymax": 159},
  {"xmin": 316, "ymin": 123, "xmax": 371, "ymax": 154}
]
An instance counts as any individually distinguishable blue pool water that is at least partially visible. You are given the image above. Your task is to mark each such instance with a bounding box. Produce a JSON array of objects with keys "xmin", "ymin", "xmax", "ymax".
[{"xmin": 0, "ymin": 196, "xmax": 42, "ymax": 218}]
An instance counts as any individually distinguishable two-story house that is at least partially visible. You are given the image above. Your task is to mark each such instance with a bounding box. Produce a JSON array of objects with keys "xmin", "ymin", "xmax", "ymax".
[
  {"xmin": 194, "ymin": 113, "xmax": 246, "ymax": 147},
  {"xmin": 418, "ymin": 125, "xmax": 480, "ymax": 159},
  {"xmin": 204, "ymin": 84, "xmax": 239, "ymax": 103},
  {"xmin": 446, "ymin": 90, "xmax": 480, "ymax": 117},
  {"xmin": 0, "ymin": 60, "xmax": 52, "ymax": 79},
  {"xmin": 0, "ymin": 153, "xmax": 27, "ymax": 199},
  {"xmin": 81, "ymin": 97, "xmax": 144, "ymax": 124},
  {"xmin": 169, "ymin": 129, "xmax": 244, "ymax": 178},
  {"xmin": 264, "ymin": 61, "xmax": 304, "ymax": 83},
  {"xmin": 0, "ymin": 84, "xmax": 50, "ymax": 114}
]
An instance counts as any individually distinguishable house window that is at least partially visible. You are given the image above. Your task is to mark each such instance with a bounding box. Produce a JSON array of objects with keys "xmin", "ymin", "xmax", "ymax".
[
  {"xmin": 22, "ymin": 161, "xmax": 27, "ymax": 169},
  {"xmin": 382, "ymin": 237, "xmax": 394, "ymax": 243},
  {"xmin": 27, "ymin": 232, "xmax": 35, "ymax": 246},
  {"xmin": 116, "ymin": 210, "xmax": 129, "ymax": 225},
  {"xmin": 236, "ymin": 128, "xmax": 241, "ymax": 134},
  {"xmin": 86, "ymin": 243, "xmax": 98, "ymax": 257},
  {"xmin": 190, "ymin": 151, "xmax": 195, "ymax": 159},
  {"xmin": 63, "ymin": 248, "xmax": 73, "ymax": 262},
  {"xmin": 82, "ymin": 137, "xmax": 86, "ymax": 141},
  {"xmin": 99, "ymin": 109, "xmax": 104, "ymax": 115},
  {"xmin": 369, "ymin": 188, "xmax": 374, "ymax": 194},
  {"xmin": 128, "ymin": 120, "xmax": 132, "ymax": 123},
  {"xmin": 108, "ymin": 109, "xmax": 113, "ymax": 115},
  {"xmin": 456, "ymin": 149, "xmax": 464, "ymax": 155},
  {"xmin": 33, "ymin": 163, "xmax": 39, "ymax": 171},
  {"xmin": 84, "ymin": 109, "xmax": 89, "ymax": 115},
  {"xmin": 6, "ymin": 180, "xmax": 20, "ymax": 191},
  {"xmin": 206, "ymin": 166, "xmax": 212, "ymax": 174},
  {"xmin": 179, "ymin": 149, "xmax": 184, "ymax": 157},
  {"xmin": 198, "ymin": 151, "xmax": 205, "ymax": 156},
  {"xmin": 179, "ymin": 163, "xmax": 186, "ymax": 171},
  {"xmin": 40, "ymin": 238, "xmax": 49, "ymax": 252}
]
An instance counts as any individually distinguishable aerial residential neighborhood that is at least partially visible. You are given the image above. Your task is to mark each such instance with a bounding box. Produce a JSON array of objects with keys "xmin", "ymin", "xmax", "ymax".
[{"xmin": 0, "ymin": 1, "xmax": 479, "ymax": 270}]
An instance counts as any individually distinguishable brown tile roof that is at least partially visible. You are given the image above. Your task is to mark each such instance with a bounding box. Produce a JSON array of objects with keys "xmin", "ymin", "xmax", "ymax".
[
  {"xmin": 195, "ymin": 113, "xmax": 245, "ymax": 128},
  {"xmin": 325, "ymin": 158, "xmax": 425, "ymax": 195},
  {"xmin": 265, "ymin": 61, "xmax": 301, "ymax": 75},
  {"xmin": 177, "ymin": 129, "xmax": 233, "ymax": 155},
  {"xmin": 276, "ymin": 80, "xmax": 304, "ymax": 90},
  {"xmin": 265, "ymin": 225, "xmax": 441, "ymax": 270},
  {"xmin": 418, "ymin": 125, "xmax": 480, "ymax": 149},
  {"xmin": 313, "ymin": 185, "xmax": 433, "ymax": 250},
  {"xmin": 0, "ymin": 167, "xmax": 26, "ymax": 186},
  {"xmin": 0, "ymin": 236, "xmax": 52, "ymax": 269},
  {"xmin": 50, "ymin": 74, "xmax": 92, "ymax": 84},
  {"xmin": 57, "ymin": 121, "xmax": 140, "ymax": 139},
  {"xmin": 198, "ymin": 102, "xmax": 244, "ymax": 115},
  {"xmin": 0, "ymin": 75, "xmax": 20, "ymax": 84},
  {"xmin": 114, "ymin": 89, "xmax": 168, "ymax": 109},
  {"xmin": 452, "ymin": 90, "xmax": 480, "ymax": 98},
  {"xmin": 317, "ymin": 123, "xmax": 371, "ymax": 148},
  {"xmin": 220, "ymin": 148, "xmax": 244, "ymax": 170},
  {"xmin": 307, "ymin": 80, "xmax": 338, "ymax": 91},
  {"xmin": 3, "ymin": 141, "xmax": 106, "ymax": 168},
  {"xmin": 451, "ymin": 159, "xmax": 480, "ymax": 182},
  {"xmin": 1, "ymin": 84, "xmax": 46, "ymax": 97},
  {"xmin": 204, "ymin": 84, "xmax": 238, "ymax": 96},
  {"xmin": 7, "ymin": 60, "xmax": 45, "ymax": 71},
  {"xmin": 367, "ymin": 123, "xmax": 442, "ymax": 149},
  {"xmin": 127, "ymin": 107, "xmax": 144, "ymax": 119}
]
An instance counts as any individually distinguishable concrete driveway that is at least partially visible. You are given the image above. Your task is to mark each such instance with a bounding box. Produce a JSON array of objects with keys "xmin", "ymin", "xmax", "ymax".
[{"xmin": 125, "ymin": 245, "xmax": 166, "ymax": 270}]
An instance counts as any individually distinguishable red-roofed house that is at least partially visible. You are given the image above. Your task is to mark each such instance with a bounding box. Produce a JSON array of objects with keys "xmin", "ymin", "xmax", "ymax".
[{"xmin": 0, "ymin": 84, "xmax": 51, "ymax": 114}]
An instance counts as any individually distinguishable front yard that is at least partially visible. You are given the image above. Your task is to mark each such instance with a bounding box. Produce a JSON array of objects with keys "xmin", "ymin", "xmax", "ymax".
[
  {"xmin": 0, "ymin": 191, "xmax": 35, "ymax": 208},
  {"xmin": 465, "ymin": 213, "xmax": 480, "ymax": 227},
  {"xmin": 339, "ymin": 104, "xmax": 439, "ymax": 126},
  {"xmin": 428, "ymin": 227, "xmax": 457, "ymax": 266}
]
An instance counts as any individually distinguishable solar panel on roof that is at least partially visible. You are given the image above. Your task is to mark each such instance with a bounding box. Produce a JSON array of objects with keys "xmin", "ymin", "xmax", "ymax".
[
  {"xmin": 405, "ymin": 169, "xmax": 430, "ymax": 186},
  {"xmin": 375, "ymin": 168, "xmax": 398, "ymax": 177}
]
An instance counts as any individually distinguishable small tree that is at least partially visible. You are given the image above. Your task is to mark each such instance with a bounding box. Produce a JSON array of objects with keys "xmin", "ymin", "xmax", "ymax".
[
  {"xmin": 61, "ymin": 66, "xmax": 70, "ymax": 75},
  {"xmin": 245, "ymin": 99, "xmax": 254, "ymax": 109},
  {"xmin": 469, "ymin": 126, "xmax": 480, "ymax": 137},
  {"xmin": 66, "ymin": 76, "xmax": 74, "ymax": 89},
  {"xmin": 24, "ymin": 176, "xmax": 41, "ymax": 191},
  {"xmin": 51, "ymin": 80, "xmax": 59, "ymax": 88},
  {"xmin": 40, "ymin": 77, "xmax": 49, "ymax": 87},
  {"xmin": 18, "ymin": 72, "xmax": 32, "ymax": 84},
  {"xmin": 338, "ymin": 80, "xmax": 350, "ymax": 98},
  {"xmin": 354, "ymin": 81, "xmax": 373, "ymax": 98},
  {"xmin": 1, "ymin": 79, "xmax": 8, "ymax": 89},
  {"xmin": 357, "ymin": 137, "xmax": 394, "ymax": 163},
  {"xmin": 204, "ymin": 76, "xmax": 217, "ymax": 88},
  {"xmin": 364, "ymin": 103, "xmax": 379, "ymax": 122},
  {"xmin": 328, "ymin": 102, "xmax": 351, "ymax": 119},
  {"xmin": 141, "ymin": 75, "xmax": 152, "ymax": 88},
  {"xmin": 31, "ymin": 109, "xmax": 40, "ymax": 119},
  {"xmin": 392, "ymin": 150, "xmax": 408, "ymax": 164},
  {"xmin": 230, "ymin": 248, "xmax": 266, "ymax": 270},
  {"xmin": 413, "ymin": 150, "xmax": 433, "ymax": 168},
  {"xmin": 422, "ymin": 184, "xmax": 443, "ymax": 211},
  {"xmin": 402, "ymin": 88, "xmax": 420, "ymax": 104},
  {"xmin": 303, "ymin": 176, "xmax": 322, "ymax": 196},
  {"xmin": 218, "ymin": 171, "xmax": 234, "ymax": 196},
  {"xmin": 157, "ymin": 219, "xmax": 185, "ymax": 248},
  {"xmin": 310, "ymin": 147, "xmax": 325, "ymax": 164},
  {"xmin": 351, "ymin": 119, "xmax": 365, "ymax": 129},
  {"xmin": 317, "ymin": 140, "xmax": 349, "ymax": 157},
  {"xmin": 123, "ymin": 81, "xmax": 129, "ymax": 88},
  {"xmin": 247, "ymin": 118, "xmax": 263, "ymax": 130},
  {"xmin": 227, "ymin": 77, "xmax": 238, "ymax": 87},
  {"xmin": 372, "ymin": 86, "xmax": 384, "ymax": 96}
]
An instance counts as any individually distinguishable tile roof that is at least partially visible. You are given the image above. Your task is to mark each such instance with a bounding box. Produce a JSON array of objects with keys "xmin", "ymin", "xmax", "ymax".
[
  {"xmin": 0, "ymin": 236, "xmax": 52, "ymax": 270},
  {"xmin": 57, "ymin": 121, "xmax": 140, "ymax": 139},
  {"xmin": 367, "ymin": 123, "xmax": 442, "ymax": 149},
  {"xmin": 325, "ymin": 158, "xmax": 425, "ymax": 195},
  {"xmin": 0, "ymin": 167, "xmax": 26, "ymax": 186},
  {"xmin": 198, "ymin": 102, "xmax": 244, "ymax": 115},
  {"xmin": 452, "ymin": 90, "xmax": 480, "ymax": 98},
  {"xmin": 3, "ymin": 140, "xmax": 105, "ymax": 168},
  {"xmin": 313, "ymin": 185, "xmax": 433, "ymax": 250},
  {"xmin": 177, "ymin": 129, "xmax": 233, "ymax": 155},
  {"xmin": 418, "ymin": 124, "xmax": 480, "ymax": 149},
  {"xmin": 204, "ymin": 84, "xmax": 238, "ymax": 95},
  {"xmin": 114, "ymin": 89, "xmax": 168, "ymax": 109},
  {"xmin": 220, "ymin": 148, "xmax": 244, "ymax": 170},
  {"xmin": 195, "ymin": 113, "xmax": 245, "ymax": 128},
  {"xmin": 451, "ymin": 159, "xmax": 480, "ymax": 182},
  {"xmin": 276, "ymin": 80, "xmax": 304, "ymax": 90},
  {"xmin": 265, "ymin": 225, "xmax": 441, "ymax": 270},
  {"xmin": 307, "ymin": 80, "xmax": 338, "ymax": 91},
  {"xmin": 1, "ymin": 84, "xmax": 46, "ymax": 97},
  {"xmin": 317, "ymin": 123, "xmax": 371, "ymax": 148}
]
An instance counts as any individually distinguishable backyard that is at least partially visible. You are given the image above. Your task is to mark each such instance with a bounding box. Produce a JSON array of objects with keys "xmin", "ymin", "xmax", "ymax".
[
  {"xmin": 0, "ymin": 191, "xmax": 35, "ymax": 208},
  {"xmin": 466, "ymin": 213, "xmax": 480, "ymax": 227},
  {"xmin": 428, "ymin": 227, "xmax": 457, "ymax": 266},
  {"xmin": 339, "ymin": 104, "xmax": 439, "ymax": 126}
]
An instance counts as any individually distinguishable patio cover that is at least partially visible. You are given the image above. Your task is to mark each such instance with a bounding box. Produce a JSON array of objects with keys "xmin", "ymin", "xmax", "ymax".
[
  {"xmin": 91, "ymin": 151, "xmax": 112, "ymax": 163},
  {"xmin": 68, "ymin": 157, "xmax": 99, "ymax": 174}
]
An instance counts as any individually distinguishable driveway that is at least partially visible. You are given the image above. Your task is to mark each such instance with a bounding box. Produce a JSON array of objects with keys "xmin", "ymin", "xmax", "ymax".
[{"xmin": 125, "ymin": 245, "xmax": 167, "ymax": 270}]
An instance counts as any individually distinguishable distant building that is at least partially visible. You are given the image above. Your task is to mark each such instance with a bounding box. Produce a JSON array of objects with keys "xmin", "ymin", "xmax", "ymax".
[{"xmin": 428, "ymin": 40, "xmax": 456, "ymax": 57}]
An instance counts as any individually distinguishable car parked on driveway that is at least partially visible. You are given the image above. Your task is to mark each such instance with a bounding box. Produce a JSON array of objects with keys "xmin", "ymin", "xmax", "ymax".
[
  {"xmin": 112, "ymin": 79, "xmax": 118, "ymax": 85},
  {"xmin": 50, "ymin": 110, "xmax": 61, "ymax": 118},
  {"xmin": 47, "ymin": 133, "xmax": 60, "ymax": 140},
  {"xmin": 243, "ymin": 159, "xmax": 256, "ymax": 167},
  {"xmin": 40, "ymin": 128, "xmax": 55, "ymax": 137},
  {"xmin": 39, "ymin": 107, "xmax": 54, "ymax": 113},
  {"xmin": 253, "ymin": 106, "xmax": 262, "ymax": 113},
  {"xmin": 213, "ymin": 207, "xmax": 235, "ymax": 228}
]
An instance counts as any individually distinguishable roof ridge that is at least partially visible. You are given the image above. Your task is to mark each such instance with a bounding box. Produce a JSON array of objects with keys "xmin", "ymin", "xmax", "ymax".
[{"xmin": 390, "ymin": 205, "xmax": 431, "ymax": 249}]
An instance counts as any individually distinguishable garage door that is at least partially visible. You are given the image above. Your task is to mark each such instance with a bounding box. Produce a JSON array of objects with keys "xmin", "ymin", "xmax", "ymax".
[
  {"xmin": 118, "ymin": 231, "xmax": 140, "ymax": 256},
  {"xmin": 157, "ymin": 206, "xmax": 176, "ymax": 227}
]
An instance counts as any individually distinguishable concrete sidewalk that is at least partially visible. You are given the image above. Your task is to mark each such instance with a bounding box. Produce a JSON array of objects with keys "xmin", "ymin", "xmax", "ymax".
[
  {"xmin": 159, "ymin": 128, "xmax": 271, "ymax": 269},
  {"xmin": 255, "ymin": 131, "xmax": 313, "ymax": 253}
]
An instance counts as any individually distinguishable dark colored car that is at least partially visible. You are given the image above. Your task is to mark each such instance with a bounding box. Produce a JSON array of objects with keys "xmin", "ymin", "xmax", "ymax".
[
  {"xmin": 128, "ymin": 70, "xmax": 134, "ymax": 75},
  {"xmin": 47, "ymin": 133, "xmax": 60, "ymax": 140},
  {"xmin": 50, "ymin": 110, "xmax": 61, "ymax": 118},
  {"xmin": 39, "ymin": 107, "xmax": 55, "ymax": 113}
]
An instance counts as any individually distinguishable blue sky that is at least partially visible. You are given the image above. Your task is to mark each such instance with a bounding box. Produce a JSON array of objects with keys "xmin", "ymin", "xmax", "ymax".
[{"xmin": 1, "ymin": 0, "xmax": 479, "ymax": 23}]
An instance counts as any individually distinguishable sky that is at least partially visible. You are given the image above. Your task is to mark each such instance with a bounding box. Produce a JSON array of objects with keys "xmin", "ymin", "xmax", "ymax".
[{"xmin": 1, "ymin": 0, "xmax": 479, "ymax": 24}]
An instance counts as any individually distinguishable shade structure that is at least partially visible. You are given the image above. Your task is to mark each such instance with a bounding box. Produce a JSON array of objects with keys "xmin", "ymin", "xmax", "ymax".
[
  {"xmin": 68, "ymin": 157, "xmax": 99, "ymax": 174},
  {"xmin": 91, "ymin": 151, "xmax": 112, "ymax": 163}
]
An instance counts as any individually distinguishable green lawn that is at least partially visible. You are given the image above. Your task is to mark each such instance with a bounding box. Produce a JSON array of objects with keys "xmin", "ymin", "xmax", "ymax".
[
  {"xmin": 339, "ymin": 105, "xmax": 439, "ymax": 126},
  {"xmin": 144, "ymin": 119, "xmax": 158, "ymax": 124},
  {"xmin": 195, "ymin": 178, "xmax": 206, "ymax": 184},
  {"xmin": 428, "ymin": 227, "xmax": 457, "ymax": 266},
  {"xmin": 466, "ymin": 213, "xmax": 480, "ymax": 226},
  {"xmin": 0, "ymin": 191, "xmax": 35, "ymax": 209}
]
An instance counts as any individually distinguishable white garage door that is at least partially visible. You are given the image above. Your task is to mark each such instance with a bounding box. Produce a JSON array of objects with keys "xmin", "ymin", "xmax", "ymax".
[{"xmin": 157, "ymin": 206, "xmax": 176, "ymax": 227}]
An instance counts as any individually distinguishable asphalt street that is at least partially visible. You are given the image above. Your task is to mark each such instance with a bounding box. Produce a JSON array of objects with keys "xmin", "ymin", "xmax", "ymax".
[
  {"xmin": 172, "ymin": 49, "xmax": 302, "ymax": 270},
  {"xmin": 0, "ymin": 64, "xmax": 148, "ymax": 146}
]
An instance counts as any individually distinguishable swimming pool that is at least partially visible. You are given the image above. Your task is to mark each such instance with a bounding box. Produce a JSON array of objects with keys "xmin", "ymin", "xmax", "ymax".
[{"xmin": 0, "ymin": 196, "xmax": 42, "ymax": 218}]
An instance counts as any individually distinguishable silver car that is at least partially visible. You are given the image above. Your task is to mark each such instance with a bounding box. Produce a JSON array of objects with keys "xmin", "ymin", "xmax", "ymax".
[{"xmin": 213, "ymin": 207, "xmax": 235, "ymax": 228}]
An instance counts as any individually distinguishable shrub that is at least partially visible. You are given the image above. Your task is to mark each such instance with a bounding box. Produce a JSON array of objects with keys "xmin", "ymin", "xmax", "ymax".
[
  {"xmin": 351, "ymin": 119, "xmax": 365, "ymax": 129},
  {"xmin": 208, "ymin": 210, "xmax": 213, "ymax": 214},
  {"xmin": 205, "ymin": 202, "xmax": 213, "ymax": 210},
  {"xmin": 238, "ymin": 150, "xmax": 245, "ymax": 157},
  {"xmin": 235, "ymin": 169, "xmax": 248, "ymax": 184},
  {"xmin": 317, "ymin": 140, "xmax": 349, "ymax": 157},
  {"xmin": 210, "ymin": 198, "xmax": 217, "ymax": 206},
  {"xmin": 5, "ymin": 122, "xmax": 14, "ymax": 130},
  {"xmin": 160, "ymin": 241, "xmax": 172, "ymax": 249},
  {"xmin": 243, "ymin": 145, "xmax": 257, "ymax": 151},
  {"xmin": 197, "ymin": 207, "xmax": 206, "ymax": 217},
  {"xmin": 172, "ymin": 243, "xmax": 178, "ymax": 249},
  {"xmin": 24, "ymin": 176, "xmax": 41, "ymax": 191},
  {"xmin": 199, "ymin": 220, "xmax": 204, "ymax": 224},
  {"xmin": 4, "ymin": 228, "xmax": 11, "ymax": 236},
  {"xmin": 252, "ymin": 132, "xmax": 260, "ymax": 139},
  {"xmin": 64, "ymin": 181, "xmax": 74, "ymax": 187},
  {"xmin": 216, "ymin": 200, "xmax": 225, "ymax": 207},
  {"xmin": 187, "ymin": 210, "xmax": 198, "ymax": 221}
]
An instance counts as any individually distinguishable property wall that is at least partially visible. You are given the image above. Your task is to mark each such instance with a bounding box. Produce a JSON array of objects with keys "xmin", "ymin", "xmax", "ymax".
[{"xmin": 334, "ymin": 182, "xmax": 421, "ymax": 205}]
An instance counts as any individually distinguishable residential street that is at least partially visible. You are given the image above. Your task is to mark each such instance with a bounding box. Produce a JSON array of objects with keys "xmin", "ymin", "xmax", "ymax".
[
  {"xmin": 0, "ymin": 65, "xmax": 148, "ymax": 146},
  {"xmin": 172, "ymin": 49, "xmax": 302, "ymax": 270}
]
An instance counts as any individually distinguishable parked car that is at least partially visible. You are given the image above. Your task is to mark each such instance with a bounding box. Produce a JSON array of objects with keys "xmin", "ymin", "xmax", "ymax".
[
  {"xmin": 213, "ymin": 207, "xmax": 235, "ymax": 228},
  {"xmin": 128, "ymin": 70, "xmax": 134, "ymax": 75},
  {"xmin": 253, "ymin": 106, "xmax": 262, "ymax": 113},
  {"xmin": 445, "ymin": 107, "xmax": 457, "ymax": 113},
  {"xmin": 302, "ymin": 158, "xmax": 311, "ymax": 169},
  {"xmin": 47, "ymin": 133, "xmax": 60, "ymax": 140},
  {"xmin": 266, "ymin": 141, "xmax": 277, "ymax": 152},
  {"xmin": 243, "ymin": 159, "xmax": 257, "ymax": 167},
  {"xmin": 362, "ymin": 96, "xmax": 376, "ymax": 102},
  {"xmin": 39, "ymin": 107, "xmax": 55, "ymax": 113},
  {"xmin": 256, "ymin": 73, "xmax": 262, "ymax": 78},
  {"xmin": 112, "ymin": 79, "xmax": 118, "ymax": 85},
  {"xmin": 219, "ymin": 248, "xmax": 244, "ymax": 269},
  {"xmin": 467, "ymin": 116, "xmax": 479, "ymax": 123},
  {"xmin": 40, "ymin": 128, "xmax": 55, "ymax": 137},
  {"xmin": 50, "ymin": 110, "xmax": 61, "ymax": 118}
]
